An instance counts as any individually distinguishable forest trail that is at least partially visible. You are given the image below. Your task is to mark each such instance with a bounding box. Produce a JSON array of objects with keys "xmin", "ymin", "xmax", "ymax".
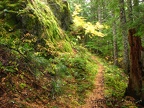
[{"xmin": 79, "ymin": 58, "xmax": 106, "ymax": 108}]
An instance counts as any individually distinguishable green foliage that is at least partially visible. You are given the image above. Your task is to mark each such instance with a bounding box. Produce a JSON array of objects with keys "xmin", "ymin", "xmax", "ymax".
[
  {"xmin": 51, "ymin": 79, "xmax": 64, "ymax": 99},
  {"xmin": 131, "ymin": 3, "xmax": 144, "ymax": 37},
  {"xmin": 86, "ymin": 36, "xmax": 113, "ymax": 56},
  {"xmin": 71, "ymin": 4, "xmax": 106, "ymax": 38},
  {"xmin": 98, "ymin": 58, "xmax": 128, "ymax": 98},
  {"xmin": 1, "ymin": 65, "xmax": 16, "ymax": 73},
  {"xmin": 45, "ymin": 49, "xmax": 98, "ymax": 104},
  {"xmin": 105, "ymin": 69, "xmax": 127, "ymax": 98}
]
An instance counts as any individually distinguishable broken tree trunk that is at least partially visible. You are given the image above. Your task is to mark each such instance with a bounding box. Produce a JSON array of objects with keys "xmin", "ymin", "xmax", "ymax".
[{"xmin": 126, "ymin": 28, "xmax": 142, "ymax": 101}]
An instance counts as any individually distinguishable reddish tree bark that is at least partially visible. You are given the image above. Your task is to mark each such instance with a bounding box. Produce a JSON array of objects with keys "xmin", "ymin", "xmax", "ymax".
[{"xmin": 126, "ymin": 28, "xmax": 142, "ymax": 100}]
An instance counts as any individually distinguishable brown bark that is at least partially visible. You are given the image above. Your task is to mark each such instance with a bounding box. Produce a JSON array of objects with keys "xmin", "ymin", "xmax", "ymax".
[{"xmin": 126, "ymin": 28, "xmax": 142, "ymax": 100}]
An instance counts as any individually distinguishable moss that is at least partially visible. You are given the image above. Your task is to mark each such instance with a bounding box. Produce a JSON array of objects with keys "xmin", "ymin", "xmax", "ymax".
[
  {"xmin": 0, "ymin": 0, "xmax": 72, "ymax": 55},
  {"xmin": 0, "ymin": 0, "xmax": 26, "ymax": 11},
  {"xmin": 21, "ymin": 13, "xmax": 37, "ymax": 31},
  {"xmin": 27, "ymin": 0, "xmax": 61, "ymax": 40},
  {"xmin": 0, "ymin": 0, "xmax": 27, "ymax": 29},
  {"xmin": 48, "ymin": 0, "xmax": 72, "ymax": 30},
  {"xmin": 56, "ymin": 40, "xmax": 72, "ymax": 52}
]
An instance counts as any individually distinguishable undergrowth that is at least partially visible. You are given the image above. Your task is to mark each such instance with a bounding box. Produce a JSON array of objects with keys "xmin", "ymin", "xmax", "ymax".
[
  {"xmin": 0, "ymin": 45, "xmax": 98, "ymax": 108},
  {"xmin": 47, "ymin": 47, "xmax": 98, "ymax": 107},
  {"xmin": 97, "ymin": 57, "xmax": 129, "ymax": 107},
  {"xmin": 0, "ymin": 1, "xmax": 98, "ymax": 107}
]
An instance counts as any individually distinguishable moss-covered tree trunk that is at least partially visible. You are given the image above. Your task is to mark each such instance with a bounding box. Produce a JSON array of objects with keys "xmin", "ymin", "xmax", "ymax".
[{"xmin": 126, "ymin": 28, "xmax": 143, "ymax": 101}]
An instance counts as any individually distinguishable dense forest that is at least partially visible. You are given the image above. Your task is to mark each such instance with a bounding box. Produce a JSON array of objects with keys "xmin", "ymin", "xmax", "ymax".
[{"xmin": 0, "ymin": 0, "xmax": 144, "ymax": 108}]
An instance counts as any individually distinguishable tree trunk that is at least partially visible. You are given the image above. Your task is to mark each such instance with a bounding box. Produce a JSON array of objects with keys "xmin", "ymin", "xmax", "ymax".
[
  {"xmin": 125, "ymin": 0, "xmax": 144, "ymax": 105},
  {"xmin": 127, "ymin": 0, "xmax": 133, "ymax": 22},
  {"xmin": 119, "ymin": 0, "xmax": 129, "ymax": 73},
  {"xmin": 126, "ymin": 28, "xmax": 142, "ymax": 100},
  {"xmin": 112, "ymin": 12, "xmax": 118, "ymax": 66}
]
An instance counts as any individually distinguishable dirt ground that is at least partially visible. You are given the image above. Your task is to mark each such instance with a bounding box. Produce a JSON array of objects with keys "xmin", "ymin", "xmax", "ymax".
[{"xmin": 79, "ymin": 63, "xmax": 106, "ymax": 108}]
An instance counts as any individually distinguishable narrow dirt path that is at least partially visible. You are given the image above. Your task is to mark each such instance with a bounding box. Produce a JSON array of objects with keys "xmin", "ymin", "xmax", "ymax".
[{"xmin": 79, "ymin": 62, "xmax": 106, "ymax": 108}]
